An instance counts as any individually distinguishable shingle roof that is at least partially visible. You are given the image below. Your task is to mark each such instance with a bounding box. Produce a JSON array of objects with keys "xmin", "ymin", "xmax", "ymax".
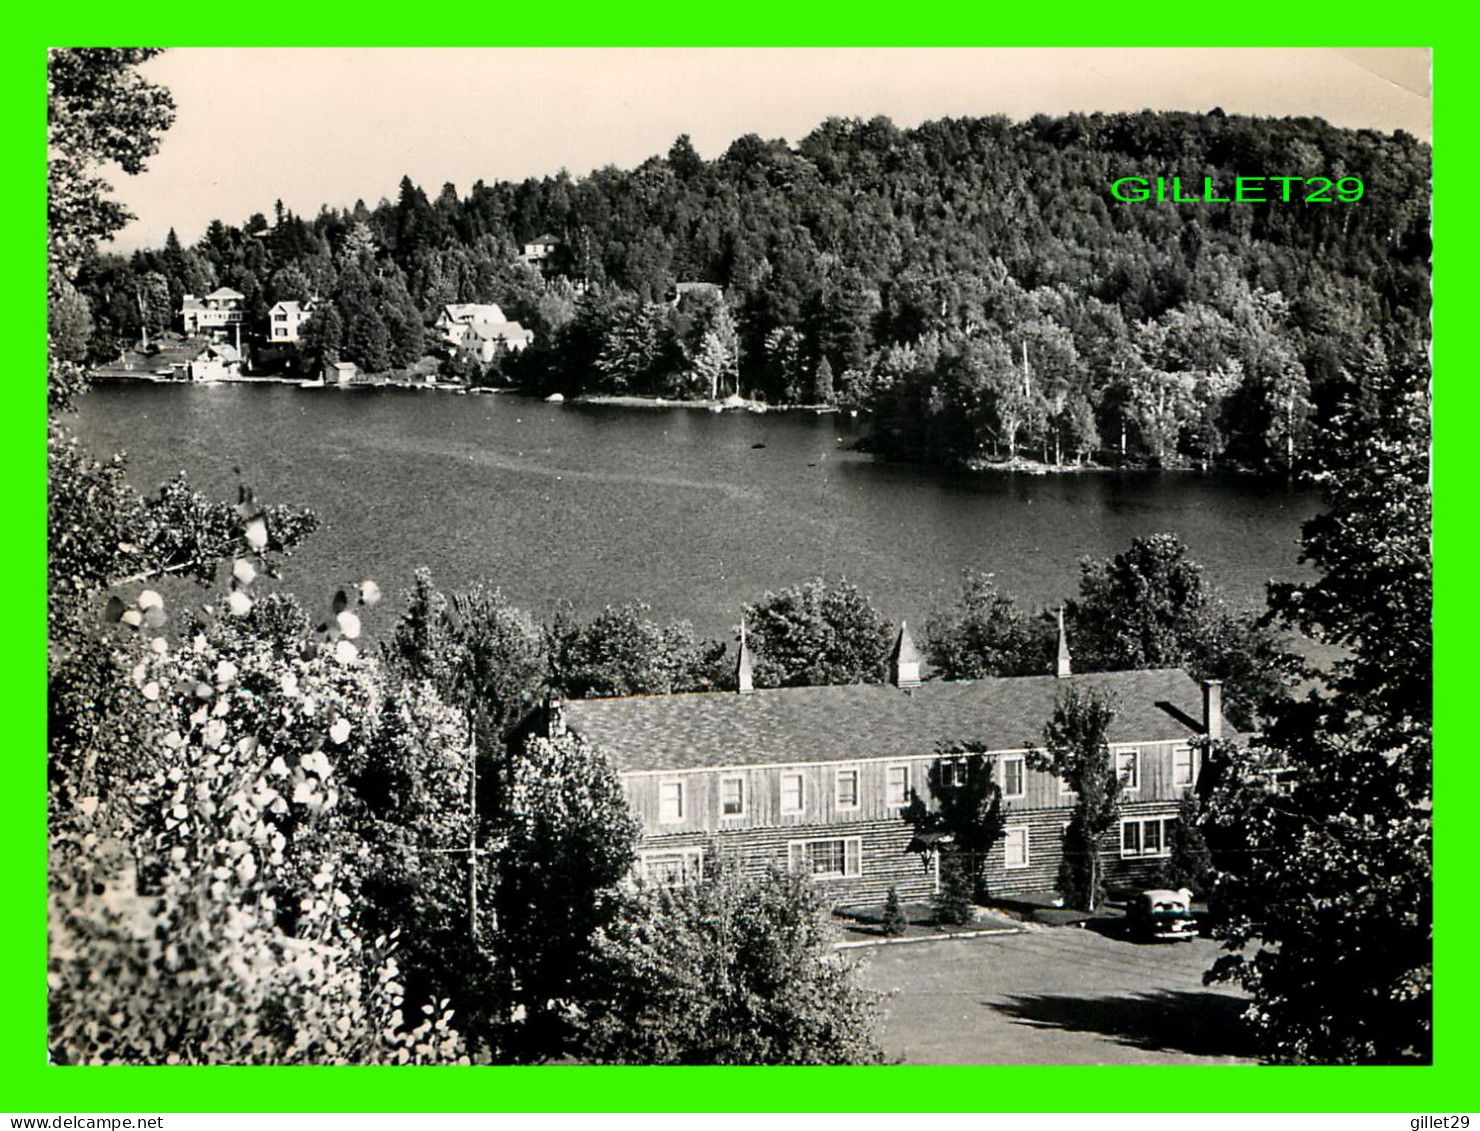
[
  {"xmin": 565, "ymin": 669, "xmax": 1211, "ymax": 773},
  {"xmin": 890, "ymin": 622, "xmax": 920, "ymax": 666},
  {"xmin": 442, "ymin": 303, "xmax": 507, "ymax": 324},
  {"xmin": 467, "ymin": 319, "xmax": 532, "ymax": 342}
]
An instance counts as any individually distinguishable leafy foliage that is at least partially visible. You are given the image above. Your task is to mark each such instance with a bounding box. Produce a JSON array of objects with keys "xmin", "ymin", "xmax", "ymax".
[
  {"xmin": 1203, "ymin": 349, "xmax": 1431, "ymax": 1064},
  {"xmin": 492, "ymin": 732, "xmax": 640, "ymax": 1059},
  {"xmin": 932, "ymin": 855, "xmax": 977, "ymax": 927},
  {"xmin": 744, "ymin": 577, "xmax": 892, "ymax": 687},
  {"xmin": 580, "ymin": 862, "xmax": 885, "ymax": 1065},
  {"xmin": 48, "ymin": 577, "xmax": 468, "ymax": 1065},
  {"xmin": 1030, "ymin": 687, "xmax": 1120, "ymax": 910},
  {"xmin": 382, "ymin": 568, "xmax": 548, "ymax": 746},
  {"xmin": 1158, "ymin": 791, "xmax": 1215, "ymax": 896},
  {"xmin": 903, "ymin": 750, "xmax": 1007, "ymax": 900},
  {"xmin": 882, "ymin": 885, "xmax": 908, "ymax": 936},
  {"xmin": 923, "ymin": 569, "xmax": 1054, "ymax": 678},
  {"xmin": 1068, "ymin": 533, "xmax": 1295, "ymax": 727},
  {"xmin": 547, "ymin": 601, "xmax": 727, "ymax": 698}
]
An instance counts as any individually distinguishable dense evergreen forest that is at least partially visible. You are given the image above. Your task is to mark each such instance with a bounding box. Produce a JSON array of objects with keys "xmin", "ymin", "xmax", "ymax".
[{"xmin": 69, "ymin": 109, "xmax": 1430, "ymax": 470}]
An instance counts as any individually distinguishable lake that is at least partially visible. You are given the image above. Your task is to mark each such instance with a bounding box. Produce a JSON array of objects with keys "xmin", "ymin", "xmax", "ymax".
[{"xmin": 66, "ymin": 382, "xmax": 1322, "ymax": 647}]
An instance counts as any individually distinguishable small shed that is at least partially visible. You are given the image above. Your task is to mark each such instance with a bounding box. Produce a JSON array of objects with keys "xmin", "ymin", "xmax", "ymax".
[{"xmin": 324, "ymin": 359, "xmax": 358, "ymax": 386}]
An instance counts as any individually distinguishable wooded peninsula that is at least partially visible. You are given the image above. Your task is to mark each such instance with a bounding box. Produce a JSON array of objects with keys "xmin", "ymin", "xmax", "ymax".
[{"xmin": 62, "ymin": 109, "xmax": 1430, "ymax": 472}]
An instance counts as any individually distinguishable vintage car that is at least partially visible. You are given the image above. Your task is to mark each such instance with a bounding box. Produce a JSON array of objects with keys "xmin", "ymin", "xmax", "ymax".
[{"xmin": 1127, "ymin": 888, "xmax": 1199, "ymax": 941}]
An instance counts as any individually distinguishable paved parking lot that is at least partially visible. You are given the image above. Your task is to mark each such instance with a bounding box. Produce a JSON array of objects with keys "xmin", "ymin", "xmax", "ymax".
[{"xmin": 856, "ymin": 924, "xmax": 1259, "ymax": 1065}]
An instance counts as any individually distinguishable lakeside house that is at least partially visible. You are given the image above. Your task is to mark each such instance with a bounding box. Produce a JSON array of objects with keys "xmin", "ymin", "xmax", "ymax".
[
  {"xmin": 267, "ymin": 299, "xmax": 315, "ymax": 344},
  {"xmin": 546, "ymin": 622, "xmax": 1223, "ymax": 905},
  {"xmin": 518, "ymin": 234, "xmax": 560, "ymax": 266},
  {"xmin": 434, "ymin": 303, "xmax": 535, "ymax": 364},
  {"xmin": 187, "ymin": 342, "xmax": 242, "ymax": 382},
  {"xmin": 180, "ymin": 287, "xmax": 246, "ymax": 346}
]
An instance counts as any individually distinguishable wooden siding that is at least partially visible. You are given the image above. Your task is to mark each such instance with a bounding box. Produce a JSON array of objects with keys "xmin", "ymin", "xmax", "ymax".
[
  {"xmin": 622, "ymin": 744, "xmax": 1199, "ymax": 836},
  {"xmin": 631, "ymin": 800, "xmax": 1184, "ymax": 908},
  {"xmin": 624, "ymin": 757, "xmax": 937, "ymax": 833},
  {"xmin": 637, "ymin": 819, "xmax": 938, "ymax": 908},
  {"xmin": 978, "ymin": 801, "xmax": 1185, "ymax": 898}
]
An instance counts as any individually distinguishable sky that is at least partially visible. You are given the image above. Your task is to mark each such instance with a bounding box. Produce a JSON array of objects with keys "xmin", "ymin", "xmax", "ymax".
[{"xmin": 110, "ymin": 48, "xmax": 1432, "ymax": 251}]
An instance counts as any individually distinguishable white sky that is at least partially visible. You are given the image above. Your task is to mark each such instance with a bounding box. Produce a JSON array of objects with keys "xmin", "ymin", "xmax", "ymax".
[{"xmin": 111, "ymin": 47, "xmax": 1432, "ymax": 251}]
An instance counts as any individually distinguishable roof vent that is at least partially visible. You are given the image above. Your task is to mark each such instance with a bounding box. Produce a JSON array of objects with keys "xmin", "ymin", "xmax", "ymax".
[
  {"xmin": 736, "ymin": 620, "xmax": 754, "ymax": 694},
  {"xmin": 890, "ymin": 621, "xmax": 921, "ymax": 688}
]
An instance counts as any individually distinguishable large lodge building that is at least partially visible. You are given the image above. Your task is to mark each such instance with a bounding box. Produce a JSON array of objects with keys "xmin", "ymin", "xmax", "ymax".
[{"xmin": 546, "ymin": 622, "xmax": 1226, "ymax": 906}]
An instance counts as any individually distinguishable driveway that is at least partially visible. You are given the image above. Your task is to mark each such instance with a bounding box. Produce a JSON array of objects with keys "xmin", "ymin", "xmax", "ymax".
[{"xmin": 855, "ymin": 923, "xmax": 1259, "ymax": 1065}]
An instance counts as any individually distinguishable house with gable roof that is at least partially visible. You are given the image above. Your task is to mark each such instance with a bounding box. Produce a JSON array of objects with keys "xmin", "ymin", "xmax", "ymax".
[
  {"xmin": 267, "ymin": 299, "xmax": 315, "ymax": 344},
  {"xmin": 546, "ymin": 620, "xmax": 1225, "ymax": 905},
  {"xmin": 434, "ymin": 302, "xmax": 535, "ymax": 363},
  {"xmin": 180, "ymin": 287, "xmax": 246, "ymax": 342},
  {"xmin": 187, "ymin": 341, "xmax": 242, "ymax": 382},
  {"xmin": 520, "ymin": 234, "xmax": 560, "ymax": 263}
]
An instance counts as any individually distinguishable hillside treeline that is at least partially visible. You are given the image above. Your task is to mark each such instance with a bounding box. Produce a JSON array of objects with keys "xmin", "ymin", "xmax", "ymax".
[{"xmin": 71, "ymin": 110, "xmax": 1430, "ymax": 470}]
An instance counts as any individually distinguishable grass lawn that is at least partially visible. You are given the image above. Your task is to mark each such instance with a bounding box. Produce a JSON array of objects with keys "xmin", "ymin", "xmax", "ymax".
[{"xmin": 855, "ymin": 923, "xmax": 1257, "ymax": 1065}]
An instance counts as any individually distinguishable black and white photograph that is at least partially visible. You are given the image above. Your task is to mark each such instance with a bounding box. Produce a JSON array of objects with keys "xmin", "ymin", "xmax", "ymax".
[{"xmin": 45, "ymin": 47, "xmax": 1432, "ymax": 1070}]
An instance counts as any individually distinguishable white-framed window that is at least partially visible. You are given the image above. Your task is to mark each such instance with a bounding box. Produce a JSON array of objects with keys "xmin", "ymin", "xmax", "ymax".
[
  {"xmin": 939, "ymin": 758, "xmax": 965, "ymax": 789},
  {"xmin": 1001, "ymin": 755, "xmax": 1026, "ymax": 799},
  {"xmin": 1121, "ymin": 816, "xmax": 1175, "ymax": 858},
  {"xmin": 639, "ymin": 847, "xmax": 703, "ymax": 885},
  {"xmin": 1003, "ymin": 826, "xmax": 1030, "ymax": 869},
  {"xmin": 1116, "ymin": 748, "xmax": 1140, "ymax": 792},
  {"xmin": 720, "ymin": 775, "xmax": 745, "ymax": 817},
  {"xmin": 835, "ymin": 767, "xmax": 860, "ymax": 809},
  {"xmin": 658, "ymin": 779, "xmax": 684, "ymax": 824},
  {"xmin": 788, "ymin": 837, "xmax": 862, "ymax": 879},
  {"xmin": 886, "ymin": 765, "xmax": 910, "ymax": 807},
  {"xmin": 1173, "ymin": 745, "xmax": 1196, "ymax": 788},
  {"xmin": 780, "ymin": 772, "xmax": 805, "ymax": 814}
]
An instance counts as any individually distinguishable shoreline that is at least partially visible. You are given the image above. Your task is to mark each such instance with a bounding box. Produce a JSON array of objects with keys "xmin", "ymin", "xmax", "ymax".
[{"xmin": 81, "ymin": 375, "xmax": 1266, "ymax": 476}]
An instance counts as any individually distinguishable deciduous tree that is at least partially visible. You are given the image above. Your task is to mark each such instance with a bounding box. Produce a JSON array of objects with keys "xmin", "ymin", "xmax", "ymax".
[
  {"xmin": 580, "ymin": 862, "xmax": 885, "ymax": 1065},
  {"xmin": 1204, "ymin": 350, "xmax": 1431, "ymax": 1064},
  {"xmin": 1030, "ymin": 687, "xmax": 1120, "ymax": 910},
  {"xmin": 744, "ymin": 577, "xmax": 892, "ymax": 687}
]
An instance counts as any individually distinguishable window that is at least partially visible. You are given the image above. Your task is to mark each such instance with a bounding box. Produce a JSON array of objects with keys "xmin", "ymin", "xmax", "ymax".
[
  {"xmin": 780, "ymin": 772, "xmax": 805, "ymax": 814},
  {"xmin": 720, "ymin": 775, "xmax": 745, "ymax": 817},
  {"xmin": 640, "ymin": 848, "xmax": 703, "ymax": 885},
  {"xmin": 835, "ymin": 768, "xmax": 860, "ymax": 809},
  {"xmin": 1122, "ymin": 821, "xmax": 1140, "ymax": 856},
  {"xmin": 659, "ymin": 780, "xmax": 684, "ymax": 823},
  {"xmin": 886, "ymin": 765, "xmax": 910, "ymax": 807},
  {"xmin": 1001, "ymin": 756, "xmax": 1025, "ymax": 799},
  {"xmin": 939, "ymin": 758, "xmax": 965, "ymax": 789},
  {"xmin": 1173, "ymin": 745, "xmax": 1196, "ymax": 788},
  {"xmin": 788, "ymin": 837, "xmax": 862, "ymax": 879},
  {"xmin": 1121, "ymin": 817, "xmax": 1175, "ymax": 857},
  {"xmin": 1117, "ymin": 748, "xmax": 1140, "ymax": 791},
  {"xmin": 1003, "ymin": 826, "xmax": 1030, "ymax": 869}
]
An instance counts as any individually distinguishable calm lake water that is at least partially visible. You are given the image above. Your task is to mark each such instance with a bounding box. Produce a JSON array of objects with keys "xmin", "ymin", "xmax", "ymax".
[{"xmin": 66, "ymin": 382, "xmax": 1322, "ymax": 645}]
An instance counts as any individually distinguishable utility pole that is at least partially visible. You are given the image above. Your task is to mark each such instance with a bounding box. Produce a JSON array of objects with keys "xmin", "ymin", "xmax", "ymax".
[{"xmin": 427, "ymin": 703, "xmax": 486, "ymax": 941}]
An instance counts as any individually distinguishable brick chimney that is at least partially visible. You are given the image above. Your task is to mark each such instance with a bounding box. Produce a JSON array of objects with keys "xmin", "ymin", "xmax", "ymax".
[
  {"xmin": 890, "ymin": 621, "xmax": 921, "ymax": 689},
  {"xmin": 736, "ymin": 621, "xmax": 754, "ymax": 694},
  {"xmin": 1055, "ymin": 606, "xmax": 1072, "ymax": 679},
  {"xmin": 1202, "ymin": 679, "xmax": 1223, "ymax": 741}
]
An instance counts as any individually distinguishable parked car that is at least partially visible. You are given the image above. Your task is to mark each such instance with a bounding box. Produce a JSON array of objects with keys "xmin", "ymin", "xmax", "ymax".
[{"xmin": 1127, "ymin": 888, "xmax": 1198, "ymax": 941}]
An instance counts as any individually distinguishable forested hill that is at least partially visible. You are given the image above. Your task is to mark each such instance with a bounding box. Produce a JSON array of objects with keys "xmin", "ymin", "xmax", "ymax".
[{"xmin": 75, "ymin": 109, "xmax": 1431, "ymax": 470}]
